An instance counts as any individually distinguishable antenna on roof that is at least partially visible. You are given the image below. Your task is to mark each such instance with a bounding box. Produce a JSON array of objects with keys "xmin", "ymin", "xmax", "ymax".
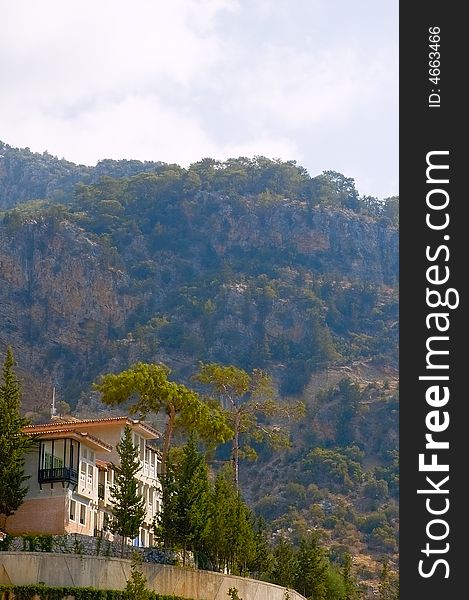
[{"xmin": 51, "ymin": 386, "xmax": 58, "ymax": 419}]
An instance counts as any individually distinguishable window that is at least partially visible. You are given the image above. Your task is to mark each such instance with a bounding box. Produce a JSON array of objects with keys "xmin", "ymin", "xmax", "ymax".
[
  {"xmin": 79, "ymin": 504, "xmax": 86, "ymax": 525},
  {"xmin": 38, "ymin": 439, "xmax": 79, "ymax": 485},
  {"xmin": 44, "ymin": 452, "xmax": 63, "ymax": 469},
  {"xmin": 70, "ymin": 500, "xmax": 76, "ymax": 521},
  {"xmin": 132, "ymin": 432, "xmax": 145, "ymax": 461},
  {"xmin": 87, "ymin": 464, "xmax": 94, "ymax": 488},
  {"xmin": 81, "ymin": 447, "xmax": 95, "ymax": 462}
]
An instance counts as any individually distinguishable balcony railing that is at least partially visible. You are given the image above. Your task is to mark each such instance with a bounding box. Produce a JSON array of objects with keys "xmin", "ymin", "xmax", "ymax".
[{"xmin": 38, "ymin": 467, "xmax": 78, "ymax": 484}]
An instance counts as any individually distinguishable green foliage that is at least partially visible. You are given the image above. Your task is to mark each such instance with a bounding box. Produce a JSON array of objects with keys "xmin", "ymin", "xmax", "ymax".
[
  {"xmin": 109, "ymin": 425, "xmax": 146, "ymax": 551},
  {"xmin": 154, "ymin": 458, "xmax": 179, "ymax": 549},
  {"xmin": 174, "ymin": 436, "xmax": 211, "ymax": 560},
  {"xmin": 21, "ymin": 534, "xmax": 53, "ymax": 552},
  {"xmin": 378, "ymin": 560, "xmax": 399, "ymax": 600},
  {"xmin": 0, "ymin": 583, "xmax": 192, "ymax": 600},
  {"xmin": 227, "ymin": 588, "xmax": 243, "ymax": 600},
  {"xmin": 0, "ymin": 533, "xmax": 13, "ymax": 551},
  {"xmin": 264, "ymin": 535, "xmax": 362, "ymax": 600},
  {"xmin": 155, "ymin": 435, "xmax": 211, "ymax": 565},
  {"xmin": 381, "ymin": 197, "xmax": 399, "ymax": 226},
  {"xmin": 124, "ymin": 551, "xmax": 150, "ymax": 600},
  {"xmin": 95, "ymin": 362, "xmax": 232, "ymax": 473},
  {"xmin": 205, "ymin": 466, "xmax": 256, "ymax": 574},
  {"xmin": 194, "ymin": 363, "xmax": 301, "ymax": 486},
  {"xmin": 269, "ymin": 538, "xmax": 298, "ymax": 589},
  {"xmin": 341, "ymin": 553, "xmax": 361, "ymax": 600},
  {"xmin": 0, "ymin": 347, "xmax": 31, "ymax": 519},
  {"xmin": 294, "ymin": 535, "xmax": 329, "ymax": 600},
  {"xmin": 304, "ymin": 447, "xmax": 363, "ymax": 493}
]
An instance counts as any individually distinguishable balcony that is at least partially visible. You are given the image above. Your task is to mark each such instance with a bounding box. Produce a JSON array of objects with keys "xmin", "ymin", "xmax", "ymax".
[{"xmin": 38, "ymin": 467, "xmax": 78, "ymax": 485}]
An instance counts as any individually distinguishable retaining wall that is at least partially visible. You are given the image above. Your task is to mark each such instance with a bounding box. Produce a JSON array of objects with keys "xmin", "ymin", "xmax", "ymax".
[{"xmin": 0, "ymin": 552, "xmax": 306, "ymax": 600}]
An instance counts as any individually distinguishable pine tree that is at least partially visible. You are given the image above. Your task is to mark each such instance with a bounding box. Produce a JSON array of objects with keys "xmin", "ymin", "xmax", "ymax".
[
  {"xmin": 342, "ymin": 553, "xmax": 361, "ymax": 600},
  {"xmin": 270, "ymin": 538, "xmax": 298, "ymax": 589},
  {"xmin": 124, "ymin": 550, "xmax": 150, "ymax": 600},
  {"xmin": 205, "ymin": 465, "xmax": 256, "ymax": 574},
  {"xmin": 94, "ymin": 362, "xmax": 232, "ymax": 475},
  {"xmin": 172, "ymin": 434, "xmax": 211, "ymax": 566},
  {"xmin": 293, "ymin": 535, "xmax": 328, "ymax": 600},
  {"xmin": 0, "ymin": 347, "xmax": 30, "ymax": 526},
  {"xmin": 109, "ymin": 425, "xmax": 146, "ymax": 555},
  {"xmin": 154, "ymin": 457, "xmax": 179, "ymax": 549},
  {"xmin": 378, "ymin": 559, "xmax": 399, "ymax": 600},
  {"xmin": 194, "ymin": 363, "xmax": 302, "ymax": 488},
  {"xmin": 247, "ymin": 517, "xmax": 274, "ymax": 580}
]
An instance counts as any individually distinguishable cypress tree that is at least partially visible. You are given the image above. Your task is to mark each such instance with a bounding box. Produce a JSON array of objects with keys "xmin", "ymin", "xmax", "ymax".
[
  {"xmin": 155, "ymin": 456, "xmax": 179, "ymax": 549},
  {"xmin": 124, "ymin": 550, "xmax": 150, "ymax": 600},
  {"xmin": 270, "ymin": 538, "xmax": 298, "ymax": 589},
  {"xmin": 109, "ymin": 425, "xmax": 146, "ymax": 555},
  {"xmin": 0, "ymin": 347, "xmax": 30, "ymax": 525},
  {"xmin": 172, "ymin": 434, "xmax": 211, "ymax": 566},
  {"xmin": 206, "ymin": 465, "xmax": 256, "ymax": 574},
  {"xmin": 342, "ymin": 553, "xmax": 361, "ymax": 600},
  {"xmin": 294, "ymin": 535, "xmax": 329, "ymax": 600}
]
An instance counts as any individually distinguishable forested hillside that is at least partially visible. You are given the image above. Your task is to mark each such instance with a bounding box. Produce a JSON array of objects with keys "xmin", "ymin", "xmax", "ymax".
[
  {"xmin": 0, "ymin": 142, "xmax": 397, "ymax": 402},
  {"xmin": 0, "ymin": 142, "xmax": 398, "ymax": 590}
]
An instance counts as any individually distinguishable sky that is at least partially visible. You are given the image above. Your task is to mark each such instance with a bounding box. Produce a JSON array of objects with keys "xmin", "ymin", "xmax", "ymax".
[{"xmin": 0, "ymin": 0, "xmax": 398, "ymax": 199}]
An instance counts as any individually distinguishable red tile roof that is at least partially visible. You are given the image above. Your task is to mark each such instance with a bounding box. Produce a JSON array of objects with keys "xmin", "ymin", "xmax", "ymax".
[
  {"xmin": 23, "ymin": 416, "xmax": 161, "ymax": 439},
  {"xmin": 23, "ymin": 427, "xmax": 112, "ymax": 451}
]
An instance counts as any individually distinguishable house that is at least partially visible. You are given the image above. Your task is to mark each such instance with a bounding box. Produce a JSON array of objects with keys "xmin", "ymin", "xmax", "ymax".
[{"xmin": 5, "ymin": 416, "xmax": 162, "ymax": 548}]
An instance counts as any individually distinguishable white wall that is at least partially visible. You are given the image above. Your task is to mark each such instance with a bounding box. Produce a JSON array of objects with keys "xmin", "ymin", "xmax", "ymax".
[{"xmin": 0, "ymin": 553, "xmax": 307, "ymax": 600}]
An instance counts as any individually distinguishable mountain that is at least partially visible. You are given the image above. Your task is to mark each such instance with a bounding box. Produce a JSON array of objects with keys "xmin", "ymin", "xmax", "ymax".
[
  {"xmin": 0, "ymin": 143, "xmax": 398, "ymax": 405},
  {"xmin": 0, "ymin": 140, "xmax": 171, "ymax": 210},
  {"xmin": 0, "ymin": 142, "xmax": 398, "ymax": 578}
]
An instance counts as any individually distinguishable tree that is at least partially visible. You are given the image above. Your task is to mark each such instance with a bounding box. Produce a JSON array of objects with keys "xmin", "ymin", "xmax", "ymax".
[
  {"xmin": 194, "ymin": 363, "xmax": 302, "ymax": 488},
  {"xmin": 378, "ymin": 559, "xmax": 399, "ymax": 600},
  {"xmin": 341, "ymin": 553, "xmax": 361, "ymax": 600},
  {"xmin": 269, "ymin": 538, "xmax": 298, "ymax": 589},
  {"xmin": 382, "ymin": 196, "xmax": 399, "ymax": 226},
  {"xmin": 154, "ymin": 457, "xmax": 179, "ymax": 549},
  {"xmin": 109, "ymin": 425, "xmax": 146, "ymax": 555},
  {"xmin": 247, "ymin": 517, "xmax": 275, "ymax": 580},
  {"xmin": 166, "ymin": 434, "xmax": 211, "ymax": 565},
  {"xmin": 205, "ymin": 465, "xmax": 256, "ymax": 574},
  {"xmin": 293, "ymin": 535, "xmax": 329, "ymax": 600},
  {"xmin": 124, "ymin": 550, "xmax": 150, "ymax": 600},
  {"xmin": 94, "ymin": 362, "xmax": 232, "ymax": 474},
  {"xmin": 0, "ymin": 347, "xmax": 30, "ymax": 527}
]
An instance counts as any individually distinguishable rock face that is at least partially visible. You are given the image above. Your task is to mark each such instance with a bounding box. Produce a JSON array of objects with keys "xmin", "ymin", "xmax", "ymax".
[
  {"xmin": 0, "ymin": 193, "xmax": 398, "ymax": 409},
  {"xmin": 0, "ymin": 219, "xmax": 132, "ymax": 405},
  {"xmin": 0, "ymin": 144, "xmax": 398, "ymax": 407},
  {"xmin": 202, "ymin": 200, "xmax": 398, "ymax": 284}
]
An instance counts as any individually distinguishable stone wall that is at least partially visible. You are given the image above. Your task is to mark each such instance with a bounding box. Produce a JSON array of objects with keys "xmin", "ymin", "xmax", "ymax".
[
  {"xmin": 4, "ymin": 534, "xmax": 180, "ymax": 563},
  {"xmin": 0, "ymin": 552, "xmax": 306, "ymax": 600}
]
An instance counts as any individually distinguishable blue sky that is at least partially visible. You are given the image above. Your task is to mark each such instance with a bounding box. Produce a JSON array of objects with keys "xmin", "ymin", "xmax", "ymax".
[{"xmin": 0, "ymin": 0, "xmax": 398, "ymax": 199}]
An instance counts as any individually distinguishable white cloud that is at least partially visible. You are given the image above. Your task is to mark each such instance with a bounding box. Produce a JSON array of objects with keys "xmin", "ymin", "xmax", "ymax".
[
  {"xmin": 221, "ymin": 44, "xmax": 388, "ymax": 129},
  {"xmin": 0, "ymin": 0, "xmax": 398, "ymax": 198}
]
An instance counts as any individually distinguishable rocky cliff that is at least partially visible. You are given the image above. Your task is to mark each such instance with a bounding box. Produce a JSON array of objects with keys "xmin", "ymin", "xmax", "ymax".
[{"xmin": 0, "ymin": 190, "xmax": 397, "ymax": 410}]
